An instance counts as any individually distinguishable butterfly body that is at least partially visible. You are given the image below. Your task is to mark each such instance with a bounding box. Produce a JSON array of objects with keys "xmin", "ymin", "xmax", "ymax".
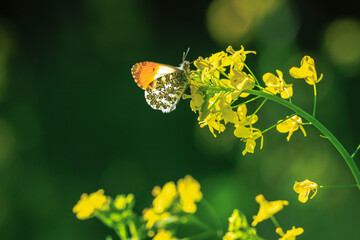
[{"xmin": 131, "ymin": 61, "xmax": 190, "ymax": 113}]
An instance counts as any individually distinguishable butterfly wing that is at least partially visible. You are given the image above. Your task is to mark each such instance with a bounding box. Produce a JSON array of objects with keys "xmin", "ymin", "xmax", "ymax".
[
  {"xmin": 144, "ymin": 70, "xmax": 188, "ymax": 113},
  {"xmin": 131, "ymin": 62, "xmax": 180, "ymax": 90}
]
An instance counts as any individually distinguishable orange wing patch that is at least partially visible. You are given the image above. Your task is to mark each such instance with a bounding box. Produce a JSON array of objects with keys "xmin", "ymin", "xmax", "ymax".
[{"xmin": 131, "ymin": 62, "xmax": 160, "ymax": 90}]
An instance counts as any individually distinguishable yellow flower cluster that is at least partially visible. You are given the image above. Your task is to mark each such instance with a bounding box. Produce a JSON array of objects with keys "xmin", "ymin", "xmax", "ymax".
[
  {"xmin": 143, "ymin": 175, "xmax": 202, "ymax": 229},
  {"xmin": 73, "ymin": 190, "xmax": 139, "ymax": 239},
  {"xmin": 223, "ymin": 209, "xmax": 259, "ymax": 240},
  {"xmin": 186, "ymin": 46, "xmax": 263, "ymax": 155},
  {"xmin": 73, "ymin": 189, "xmax": 109, "ymax": 220},
  {"xmin": 187, "ymin": 47, "xmax": 323, "ymax": 148}
]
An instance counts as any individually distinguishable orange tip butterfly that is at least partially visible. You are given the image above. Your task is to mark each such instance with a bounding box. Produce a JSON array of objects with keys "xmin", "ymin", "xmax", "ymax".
[{"xmin": 131, "ymin": 49, "xmax": 191, "ymax": 113}]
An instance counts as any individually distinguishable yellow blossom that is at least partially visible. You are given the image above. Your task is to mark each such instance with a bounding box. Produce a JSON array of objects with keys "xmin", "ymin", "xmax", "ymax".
[
  {"xmin": 226, "ymin": 45, "xmax": 256, "ymax": 72},
  {"xmin": 153, "ymin": 229, "xmax": 178, "ymax": 240},
  {"xmin": 198, "ymin": 111, "xmax": 225, "ymax": 137},
  {"xmin": 276, "ymin": 227, "xmax": 304, "ymax": 240},
  {"xmin": 293, "ymin": 179, "xmax": 318, "ymax": 203},
  {"xmin": 251, "ymin": 194, "xmax": 289, "ymax": 227},
  {"xmin": 289, "ymin": 56, "xmax": 323, "ymax": 85},
  {"xmin": 242, "ymin": 130, "xmax": 263, "ymax": 155},
  {"xmin": 223, "ymin": 209, "xmax": 259, "ymax": 240},
  {"xmin": 263, "ymin": 70, "xmax": 293, "ymax": 99},
  {"xmin": 73, "ymin": 189, "xmax": 108, "ymax": 220},
  {"xmin": 152, "ymin": 182, "xmax": 178, "ymax": 213},
  {"xmin": 227, "ymin": 209, "xmax": 248, "ymax": 232},
  {"xmin": 235, "ymin": 105, "xmax": 258, "ymax": 126},
  {"xmin": 223, "ymin": 232, "xmax": 239, "ymax": 240},
  {"xmin": 229, "ymin": 69, "xmax": 255, "ymax": 96},
  {"xmin": 114, "ymin": 195, "xmax": 127, "ymax": 210},
  {"xmin": 177, "ymin": 175, "xmax": 203, "ymax": 213},
  {"xmin": 143, "ymin": 208, "xmax": 171, "ymax": 229},
  {"xmin": 276, "ymin": 115, "xmax": 307, "ymax": 141}
]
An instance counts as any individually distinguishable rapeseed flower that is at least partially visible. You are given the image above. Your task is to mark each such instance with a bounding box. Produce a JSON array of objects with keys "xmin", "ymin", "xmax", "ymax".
[
  {"xmin": 263, "ymin": 70, "xmax": 293, "ymax": 99},
  {"xmin": 177, "ymin": 175, "xmax": 203, "ymax": 213},
  {"xmin": 251, "ymin": 194, "xmax": 288, "ymax": 227},
  {"xmin": 289, "ymin": 56, "xmax": 323, "ymax": 85},
  {"xmin": 293, "ymin": 179, "xmax": 318, "ymax": 203},
  {"xmin": 223, "ymin": 209, "xmax": 259, "ymax": 240},
  {"xmin": 152, "ymin": 182, "xmax": 178, "ymax": 213},
  {"xmin": 276, "ymin": 227, "xmax": 304, "ymax": 240},
  {"xmin": 153, "ymin": 229, "xmax": 178, "ymax": 240},
  {"xmin": 276, "ymin": 115, "xmax": 306, "ymax": 141},
  {"xmin": 73, "ymin": 189, "xmax": 108, "ymax": 220}
]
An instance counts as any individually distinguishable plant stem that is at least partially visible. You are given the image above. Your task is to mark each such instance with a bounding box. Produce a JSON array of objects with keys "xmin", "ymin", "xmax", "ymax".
[
  {"xmin": 319, "ymin": 184, "xmax": 358, "ymax": 189},
  {"xmin": 245, "ymin": 89, "xmax": 360, "ymax": 189},
  {"xmin": 270, "ymin": 216, "xmax": 281, "ymax": 229},
  {"xmin": 200, "ymin": 200, "xmax": 223, "ymax": 236},
  {"xmin": 252, "ymin": 99, "xmax": 267, "ymax": 116},
  {"xmin": 313, "ymin": 83, "xmax": 317, "ymax": 117},
  {"xmin": 232, "ymin": 96, "xmax": 261, "ymax": 108},
  {"xmin": 244, "ymin": 63, "xmax": 260, "ymax": 86},
  {"xmin": 351, "ymin": 144, "xmax": 360, "ymax": 159}
]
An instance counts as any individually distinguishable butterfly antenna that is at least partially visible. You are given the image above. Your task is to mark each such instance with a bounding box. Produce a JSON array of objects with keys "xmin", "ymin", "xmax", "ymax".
[{"xmin": 183, "ymin": 47, "xmax": 190, "ymax": 62}]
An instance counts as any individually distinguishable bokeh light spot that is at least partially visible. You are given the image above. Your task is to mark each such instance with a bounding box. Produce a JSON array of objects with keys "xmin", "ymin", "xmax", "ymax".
[
  {"xmin": 324, "ymin": 18, "xmax": 360, "ymax": 75},
  {"xmin": 206, "ymin": 0, "xmax": 280, "ymax": 44}
]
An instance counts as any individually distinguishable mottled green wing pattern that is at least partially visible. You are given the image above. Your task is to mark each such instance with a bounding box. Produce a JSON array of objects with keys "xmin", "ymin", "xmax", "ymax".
[{"xmin": 145, "ymin": 71, "xmax": 188, "ymax": 113}]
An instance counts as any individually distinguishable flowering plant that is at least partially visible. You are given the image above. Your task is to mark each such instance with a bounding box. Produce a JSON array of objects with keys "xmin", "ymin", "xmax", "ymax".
[{"xmin": 73, "ymin": 46, "xmax": 360, "ymax": 239}]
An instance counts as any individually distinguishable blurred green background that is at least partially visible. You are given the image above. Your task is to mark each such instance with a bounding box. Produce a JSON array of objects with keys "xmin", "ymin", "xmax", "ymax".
[{"xmin": 1, "ymin": 0, "xmax": 360, "ymax": 239}]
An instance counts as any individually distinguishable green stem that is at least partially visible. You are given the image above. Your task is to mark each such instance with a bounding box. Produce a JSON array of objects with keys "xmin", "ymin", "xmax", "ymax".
[
  {"xmin": 351, "ymin": 144, "xmax": 360, "ymax": 159},
  {"xmin": 185, "ymin": 215, "xmax": 218, "ymax": 236},
  {"xmin": 319, "ymin": 184, "xmax": 358, "ymax": 189},
  {"xmin": 270, "ymin": 216, "xmax": 281, "ymax": 229},
  {"xmin": 244, "ymin": 63, "xmax": 260, "ymax": 86},
  {"xmin": 200, "ymin": 200, "xmax": 223, "ymax": 236},
  {"xmin": 179, "ymin": 231, "xmax": 216, "ymax": 240},
  {"xmin": 232, "ymin": 96, "xmax": 261, "ymax": 109},
  {"xmin": 117, "ymin": 224, "xmax": 128, "ymax": 240},
  {"xmin": 313, "ymin": 83, "xmax": 317, "ymax": 117},
  {"xmin": 252, "ymin": 99, "xmax": 267, "ymax": 116},
  {"xmin": 245, "ymin": 89, "xmax": 360, "ymax": 189},
  {"xmin": 128, "ymin": 220, "xmax": 139, "ymax": 240}
]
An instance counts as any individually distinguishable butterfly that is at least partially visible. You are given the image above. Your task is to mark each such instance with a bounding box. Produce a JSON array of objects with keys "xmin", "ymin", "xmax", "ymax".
[{"xmin": 131, "ymin": 50, "xmax": 191, "ymax": 113}]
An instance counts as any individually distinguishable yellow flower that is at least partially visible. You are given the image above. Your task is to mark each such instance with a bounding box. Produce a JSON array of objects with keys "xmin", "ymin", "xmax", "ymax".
[
  {"xmin": 198, "ymin": 110, "xmax": 225, "ymax": 137},
  {"xmin": 152, "ymin": 182, "xmax": 178, "ymax": 213},
  {"xmin": 223, "ymin": 209, "xmax": 259, "ymax": 240},
  {"xmin": 177, "ymin": 175, "xmax": 203, "ymax": 213},
  {"xmin": 143, "ymin": 208, "xmax": 171, "ymax": 229},
  {"xmin": 223, "ymin": 232, "xmax": 239, "ymax": 240},
  {"xmin": 73, "ymin": 189, "xmax": 108, "ymax": 220},
  {"xmin": 227, "ymin": 209, "xmax": 247, "ymax": 232},
  {"xmin": 276, "ymin": 227, "xmax": 304, "ymax": 240},
  {"xmin": 114, "ymin": 193, "xmax": 134, "ymax": 210},
  {"xmin": 263, "ymin": 70, "xmax": 293, "ymax": 99},
  {"xmin": 293, "ymin": 179, "xmax": 318, "ymax": 203},
  {"xmin": 276, "ymin": 115, "xmax": 307, "ymax": 141},
  {"xmin": 153, "ymin": 229, "xmax": 178, "ymax": 240},
  {"xmin": 114, "ymin": 195, "xmax": 127, "ymax": 210},
  {"xmin": 229, "ymin": 69, "xmax": 255, "ymax": 95},
  {"xmin": 226, "ymin": 46, "xmax": 256, "ymax": 72},
  {"xmin": 251, "ymin": 194, "xmax": 289, "ymax": 227},
  {"xmin": 289, "ymin": 56, "xmax": 323, "ymax": 85}
]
